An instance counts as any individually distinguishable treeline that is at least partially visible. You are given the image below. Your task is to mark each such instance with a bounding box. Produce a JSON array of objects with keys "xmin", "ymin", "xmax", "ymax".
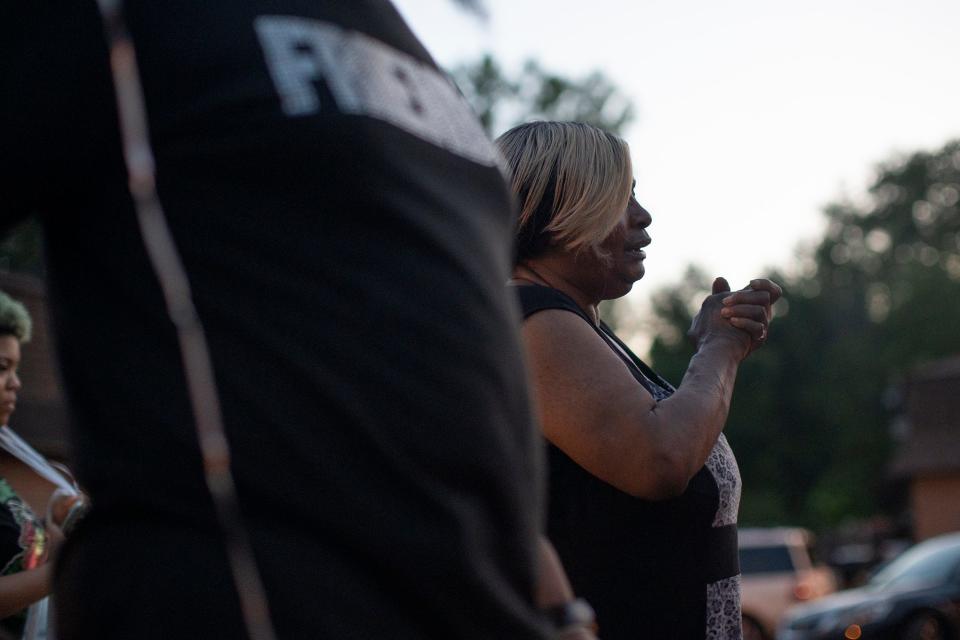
[{"xmin": 648, "ymin": 140, "xmax": 960, "ymax": 529}]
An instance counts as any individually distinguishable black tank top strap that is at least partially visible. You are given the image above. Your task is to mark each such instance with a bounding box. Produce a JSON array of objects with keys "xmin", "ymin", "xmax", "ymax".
[
  {"xmin": 512, "ymin": 282, "xmax": 593, "ymax": 323},
  {"xmin": 598, "ymin": 320, "xmax": 676, "ymax": 394}
]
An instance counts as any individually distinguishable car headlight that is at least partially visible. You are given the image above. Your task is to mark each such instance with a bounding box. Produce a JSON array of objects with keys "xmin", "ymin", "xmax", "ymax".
[{"xmin": 813, "ymin": 600, "xmax": 893, "ymax": 632}]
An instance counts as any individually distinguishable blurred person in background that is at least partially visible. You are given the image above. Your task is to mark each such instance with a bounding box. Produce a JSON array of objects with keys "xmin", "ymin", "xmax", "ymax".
[
  {"xmin": 2, "ymin": 1, "xmax": 589, "ymax": 638},
  {"xmin": 0, "ymin": 291, "xmax": 81, "ymax": 638},
  {"xmin": 499, "ymin": 121, "xmax": 781, "ymax": 640}
]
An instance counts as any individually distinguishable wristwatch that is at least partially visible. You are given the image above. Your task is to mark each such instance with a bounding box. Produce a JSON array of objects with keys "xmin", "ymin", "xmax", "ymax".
[{"xmin": 542, "ymin": 598, "xmax": 598, "ymax": 635}]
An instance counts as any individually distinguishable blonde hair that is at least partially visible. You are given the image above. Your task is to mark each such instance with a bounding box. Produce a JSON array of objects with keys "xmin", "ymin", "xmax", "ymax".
[
  {"xmin": 0, "ymin": 291, "xmax": 31, "ymax": 343},
  {"xmin": 496, "ymin": 121, "xmax": 632, "ymax": 261}
]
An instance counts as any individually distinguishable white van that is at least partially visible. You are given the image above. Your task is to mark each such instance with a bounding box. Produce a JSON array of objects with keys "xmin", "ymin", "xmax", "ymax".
[{"xmin": 739, "ymin": 527, "xmax": 838, "ymax": 639}]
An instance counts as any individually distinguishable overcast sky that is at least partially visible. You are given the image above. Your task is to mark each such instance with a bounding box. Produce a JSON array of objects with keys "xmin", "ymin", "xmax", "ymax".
[{"xmin": 393, "ymin": 0, "xmax": 960, "ymax": 344}]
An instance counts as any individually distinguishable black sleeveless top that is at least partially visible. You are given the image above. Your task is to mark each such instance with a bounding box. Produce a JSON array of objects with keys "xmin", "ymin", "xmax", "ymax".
[{"xmin": 514, "ymin": 284, "xmax": 743, "ymax": 640}]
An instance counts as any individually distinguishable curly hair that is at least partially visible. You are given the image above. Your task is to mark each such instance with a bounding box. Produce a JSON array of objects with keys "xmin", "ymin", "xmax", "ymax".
[{"xmin": 0, "ymin": 291, "xmax": 32, "ymax": 343}]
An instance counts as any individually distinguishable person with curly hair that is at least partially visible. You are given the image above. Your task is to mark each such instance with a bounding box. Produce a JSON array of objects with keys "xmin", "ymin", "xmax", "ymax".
[{"xmin": 0, "ymin": 291, "xmax": 69, "ymax": 638}]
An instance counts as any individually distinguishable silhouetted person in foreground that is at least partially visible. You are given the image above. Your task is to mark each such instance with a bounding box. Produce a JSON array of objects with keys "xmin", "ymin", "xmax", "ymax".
[{"xmin": 3, "ymin": 2, "xmax": 555, "ymax": 637}]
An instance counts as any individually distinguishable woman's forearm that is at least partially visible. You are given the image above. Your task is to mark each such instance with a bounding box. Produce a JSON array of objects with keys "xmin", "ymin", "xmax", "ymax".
[
  {"xmin": 608, "ymin": 336, "xmax": 743, "ymax": 499},
  {"xmin": 651, "ymin": 336, "xmax": 743, "ymax": 481},
  {"xmin": 0, "ymin": 564, "xmax": 51, "ymax": 619},
  {"xmin": 524, "ymin": 305, "xmax": 751, "ymax": 501}
]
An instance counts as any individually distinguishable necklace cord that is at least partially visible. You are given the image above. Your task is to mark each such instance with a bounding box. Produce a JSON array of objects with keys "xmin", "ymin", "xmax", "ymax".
[
  {"xmin": 94, "ymin": 4, "xmax": 278, "ymax": 638},
  {"xmin": 517, "ymin": 262, "xmax": 554, "ymax": 288}
]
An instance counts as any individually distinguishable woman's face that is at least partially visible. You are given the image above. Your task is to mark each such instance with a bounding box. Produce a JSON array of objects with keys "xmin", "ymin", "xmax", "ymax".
[
  {"xmin": 0, "ymin": 334, "xmax": 22, "ymax": 426},
  {"xmin": 587, "ymin": 195, "xmax": 652, "ymax": 300}
]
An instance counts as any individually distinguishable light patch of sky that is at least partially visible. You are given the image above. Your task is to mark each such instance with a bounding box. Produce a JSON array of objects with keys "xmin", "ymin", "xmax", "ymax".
[{"xmin": 394, "ymin": 0, "xmax": 960, "ymax": 351}]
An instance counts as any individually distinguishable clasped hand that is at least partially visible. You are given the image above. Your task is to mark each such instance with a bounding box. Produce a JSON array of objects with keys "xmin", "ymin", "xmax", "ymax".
[
  {"xmin": 688, "ymin": 277, "xmax": 783, "ymax": 358},
  {"xmin": 44, "ymin": 489, "xmax": 89, "ymax": 560}
]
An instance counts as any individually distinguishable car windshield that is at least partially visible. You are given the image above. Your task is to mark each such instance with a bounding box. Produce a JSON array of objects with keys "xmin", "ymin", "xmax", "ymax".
[
  {"xmin": 868, "ymin": 538, "xmax": 960, "ymax": 591},
  {"xmin": 740, "ymin": 545, "xmax": 795, "ymax": 574}
]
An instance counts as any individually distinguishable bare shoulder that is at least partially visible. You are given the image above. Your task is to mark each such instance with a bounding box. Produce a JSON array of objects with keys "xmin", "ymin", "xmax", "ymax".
[
  {"xmin": 521, "ymin": 309, "xmax": 655, "ymax": 435},
  {"xmin": 522, "ymin": 310, "xmax": 638, "ymax": 381}
]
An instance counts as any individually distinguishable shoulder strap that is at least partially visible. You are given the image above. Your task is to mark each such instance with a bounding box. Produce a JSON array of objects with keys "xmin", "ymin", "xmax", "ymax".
[
  {"xmin": 512, "ymin": 283, "xmax": 593, "ymax": 323},
  {"xmin": 599, "ymin": 322, "xmax": 676, "ymax": 394}
]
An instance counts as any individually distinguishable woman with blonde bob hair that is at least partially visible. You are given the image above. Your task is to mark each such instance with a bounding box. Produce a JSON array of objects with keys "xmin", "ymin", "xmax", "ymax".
[
  {"xmin": 499, "ymin": 121, "xmax": 782, "ymax": 640},
  {"xmin": 501, "ymin": 121, "xmax": 634, "ymax": 262}
]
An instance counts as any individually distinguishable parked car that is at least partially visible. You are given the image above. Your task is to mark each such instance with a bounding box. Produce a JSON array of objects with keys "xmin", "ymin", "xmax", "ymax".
[
  {"xmin": 778, "ymin": 531, "xmax": 960, "ymax": 640},
  {"xmin": 739, "ymin": 527, "xmax": 837, "ymax": 640}
]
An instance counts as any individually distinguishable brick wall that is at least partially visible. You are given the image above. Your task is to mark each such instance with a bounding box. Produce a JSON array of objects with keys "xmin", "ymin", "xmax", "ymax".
[{"xmin": 911, "ymin": 475, "xmax": 960, "ymax": 541}]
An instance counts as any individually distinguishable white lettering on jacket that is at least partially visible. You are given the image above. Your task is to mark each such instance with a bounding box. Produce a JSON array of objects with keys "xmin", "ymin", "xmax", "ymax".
[{"xmin": 254, "ymin": 15, "xmax": 499, "ymax": 166}]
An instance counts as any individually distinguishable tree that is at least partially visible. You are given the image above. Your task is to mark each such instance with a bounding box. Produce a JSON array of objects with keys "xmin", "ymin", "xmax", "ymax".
[
  {"xmin": 451, "ymin": 54, "xmax": 635, "ymax": 137},
  {"xmin": 0, "ymin": 218, "xmax": 44, "ymax": 276},
  {"xmin": 648, "ymin": 139, "xmax": 960, "ymax": 529}
]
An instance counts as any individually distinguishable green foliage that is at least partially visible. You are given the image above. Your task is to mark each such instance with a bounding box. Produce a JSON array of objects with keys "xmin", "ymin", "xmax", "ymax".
[
  {"xmin": 450, "ymin": 54, "xmax": 635, "ymax": 137},
  {"xmin": 452, "ymin": 55, "xmax": 516, "ymax": 135},
  {"xmin": 647, "ymin": 264, "xmax": 708, "ymax": 379},
  {"xmin": 0, "ymin": 218, "xmax": 45, "ymax": 276},
  {"xmin": 647, "ymin": 140, "xmax": 960, "ymax": 530},
  {"xmin": 449, "ymin": 0, "xmax": 487, "ymax": 17}
]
